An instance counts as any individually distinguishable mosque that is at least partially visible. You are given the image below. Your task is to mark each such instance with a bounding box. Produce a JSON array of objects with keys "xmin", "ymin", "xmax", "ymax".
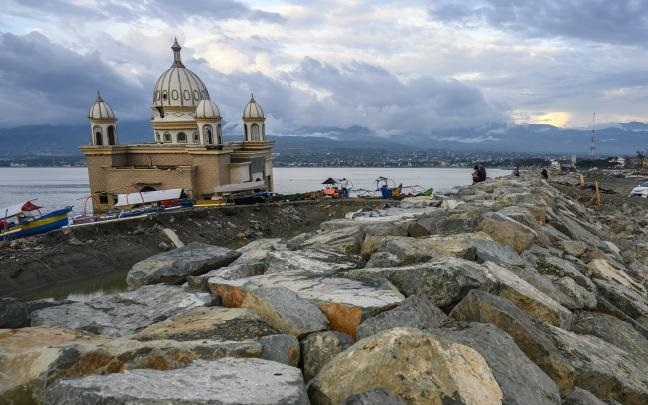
[{"xmin": 80, "ymin": 39, "xmax": 274, "ymax": 213}]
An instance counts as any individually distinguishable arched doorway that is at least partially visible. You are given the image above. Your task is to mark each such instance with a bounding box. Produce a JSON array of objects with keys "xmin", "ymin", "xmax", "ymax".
[
  {"xmin": 251, "ymin": 124, "xmax": 260, "ymax": 141},
  {"xmin": 203, "ymin": 125, "xmax": 213, "ymax": 144},
  {"xmin": 95, "ymin": 132, "xmax": 103, "ymax": 145}
]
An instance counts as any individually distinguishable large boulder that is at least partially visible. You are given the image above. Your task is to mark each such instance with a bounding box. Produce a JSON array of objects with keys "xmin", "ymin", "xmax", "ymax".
[
  {"xmin": 572, "ymin": 311, "xmax": 648, "ymax": 366},
  {"xmin": 369, "ymin": 235, "xmax": 477, "ymax": 265},
  {"xmin": 561, "ymin": 387, "xmax": 606, "ymax": 405},
  {"xmin": 258, "ymin": 334, "xmax": 300, "ymax": 367},
  {"xmin": 483, "ymin": 262, "xmax": 573, "ymax": 329},
  {"xmin": 307, "ymin": 327, "xmax": 503, "ymax": 404},
  {"xmin": 265, "ymin": 248, "xmax": 362, "ymax": 276},
  {"xmin": 126, "ymin": 242, "xmax": 240, "ymax": 288},
  {"xmin": 241, "ymin": 287, "xmax": 329, "ymax": 338},
  {"xmin": 450, "ymin": 289, "xmax": 575, "ymax": 390},
  {"xmin": 31, "ymin": 284, "xmax": 215, "ymax": 337},
  {"xmin": 300, "ymin": 331, "xmax": 354, "ymax": 382},
  {"xmin": 481, "ymin": 212, "xmax": 537, "ymax": 253},
  {"xmin": 356, "ymin": 295, "xmax": 447, "ymax": 340},
  {"xmin": 44, "ymin": 358, "xmax": 309, "ymax": 405},
  {"xmin": 345, "ymin": 258, "xmax": 497, "ymax": 310},
  {"xmin": 187, "ymin": 262, "xmax": 266, "ymax": 289},
  {"xmin": 547, "ymin": 325, "xmax": 648, "ymax": 404},
  {"xmin": 294, "ymin": 226, "xmax": 366, "ymax": 254},
  {"xmin": 426, "ymin": 323, "xmax": 561, "ymax": 405},
  {"xmin": 208, "ymin": 273, "xmax": 404, "ymax": 337},
  {"xmin": 133, "ymin": 306, "xmax": 279, "ymax": 341},
  {"xmin": 0, "ymin": 327, "xmax": 263, "ymax": 405}
]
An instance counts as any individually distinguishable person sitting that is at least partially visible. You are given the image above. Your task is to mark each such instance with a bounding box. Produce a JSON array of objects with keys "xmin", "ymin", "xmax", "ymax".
[
  {"xmin": 513, "ymin": 166, "xmax": 520, "ymax": 177},
  {"xmin": 541, "ymin": 168, "xmax": 549, "ymax": 180},
  {"xmin": 477, "ymin": 161, "xmax": 487, "ymax": 182},
  {"xmin": 472, "ymin": 165, "xmax": 480, "ymax": 184}
]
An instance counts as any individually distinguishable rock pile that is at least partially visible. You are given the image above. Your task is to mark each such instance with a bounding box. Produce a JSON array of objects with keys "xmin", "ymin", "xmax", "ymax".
[{"xmin": 3, "ymin": 177, "xmax": 648, "ymax": 404}]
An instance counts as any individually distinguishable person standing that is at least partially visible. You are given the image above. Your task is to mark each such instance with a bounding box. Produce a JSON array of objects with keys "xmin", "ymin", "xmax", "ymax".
[
  {"xmin": 541, "ymin": 168, "xmax": 549, "ymax": 180},
  {"xmin": 477, "ymin": 161, "xmax": 487, "ymax": 182},
  {"xmin": 340, "ymin": 178, "xmax": 350, "ymax": 198},
  {"xmin": 513, "ymin": 166, "xmax": 520, "ymax": 177}
]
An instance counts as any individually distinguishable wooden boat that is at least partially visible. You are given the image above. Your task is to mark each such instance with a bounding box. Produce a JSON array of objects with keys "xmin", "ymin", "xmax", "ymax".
[{"xmin": 0, "ymin": 201, "xmax": 72, "ymax": 239}]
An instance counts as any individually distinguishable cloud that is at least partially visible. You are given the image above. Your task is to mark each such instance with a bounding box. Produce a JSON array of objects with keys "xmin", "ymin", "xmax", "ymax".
[
  {"xmin": 0, "ymin": 31, "xmax": 149, "ymax": 127},
  {"xmin": 429, "ymin": 0, "xmax": 648, "ymax": 47}
]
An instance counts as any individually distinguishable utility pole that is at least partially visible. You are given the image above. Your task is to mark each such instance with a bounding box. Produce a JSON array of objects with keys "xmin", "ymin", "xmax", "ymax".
[{"xmin": 589, "ymin": 112, "xmax": 596, "ymax": 160}]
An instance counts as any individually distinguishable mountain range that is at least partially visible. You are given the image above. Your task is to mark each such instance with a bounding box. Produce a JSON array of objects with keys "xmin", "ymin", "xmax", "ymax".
[{"xmin": 1, "ymin": 121, "xmax": 647, "ymax": 157}]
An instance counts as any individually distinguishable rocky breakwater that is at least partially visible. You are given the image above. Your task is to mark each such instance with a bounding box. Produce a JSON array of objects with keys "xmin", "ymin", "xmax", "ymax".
[{"xmin": 3, "ymin": 176, "xmax": 648, "ymax": 403}]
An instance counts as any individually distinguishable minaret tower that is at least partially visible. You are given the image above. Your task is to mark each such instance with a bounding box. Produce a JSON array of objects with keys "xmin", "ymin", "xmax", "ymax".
[
  {"xmin": 242, "ymin": 94, "xmax": 266, "ymax": 142},
  {"xmin": 88, "ymin": 91, "xmax": 118, "ymax": 146}
]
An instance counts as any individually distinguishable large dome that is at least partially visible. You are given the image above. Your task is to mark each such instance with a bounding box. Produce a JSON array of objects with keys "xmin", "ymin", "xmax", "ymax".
[
  {"xmin": 152, "ymin": 39, "xmax": 209, "ymax": 108},
  {"xmin": 89, "ymin": 92, "xmax": 116, "ymax": 120},
  {"xmin": 195, "ymin": 98, "xmax": 221, "ymax": 119},
  {"xmin": 242, "ymin": 96, "xmax": 264, "ymax": 119}
]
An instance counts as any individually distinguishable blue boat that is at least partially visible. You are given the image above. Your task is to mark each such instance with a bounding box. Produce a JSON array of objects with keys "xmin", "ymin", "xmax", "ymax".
[{"xmin": 1, "ymin": 201, "xmax": 72, "ymax": 240}]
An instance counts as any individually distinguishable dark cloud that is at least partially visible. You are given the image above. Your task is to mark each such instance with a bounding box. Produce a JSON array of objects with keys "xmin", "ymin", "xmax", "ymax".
[
  {"xmin": 0, "ymin": 32, "xmax": 149, "ymax": 127},
  {"xmin": 429, "ymin": 0, "xmax": 648, "ymax": 46}
]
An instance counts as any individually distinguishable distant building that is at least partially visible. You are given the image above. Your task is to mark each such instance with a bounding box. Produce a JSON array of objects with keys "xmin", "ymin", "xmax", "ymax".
[{"xmin": 80, "ymin": 40, "xmax": 274, "ymax": 212}]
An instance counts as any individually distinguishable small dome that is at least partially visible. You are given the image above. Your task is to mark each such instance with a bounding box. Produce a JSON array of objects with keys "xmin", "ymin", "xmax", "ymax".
[
  {"xmin": 88, "ymin": 92, "xmax": 116, "ymax": 120},
  {"xmin": 195, "ymin": 98, "xmax": 221, "ymax": 119},
  {"xmin": 243, "ymin": 96, "xmax": 264, "ymax": 119},
  {"xmin": 152, "ymin": 39, "xmax": 210, "ymax": 108}
]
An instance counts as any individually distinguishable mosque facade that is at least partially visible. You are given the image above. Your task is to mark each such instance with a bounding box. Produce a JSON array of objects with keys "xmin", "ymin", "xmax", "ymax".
[{"xmin": 80, "ymin": 40, "xmax": 274, "ymax": 213}]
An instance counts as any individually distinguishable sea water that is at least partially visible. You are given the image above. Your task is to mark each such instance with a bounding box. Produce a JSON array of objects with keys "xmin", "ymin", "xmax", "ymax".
[{"xmin": 0, "ymin": 166, "xmax": 512, "ymax": 215}]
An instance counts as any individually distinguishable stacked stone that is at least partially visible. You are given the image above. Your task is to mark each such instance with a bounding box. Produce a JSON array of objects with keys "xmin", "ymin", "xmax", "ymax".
[{"xmin": 3, "ymin": 177, "xmax": 648, "ymax": 404}]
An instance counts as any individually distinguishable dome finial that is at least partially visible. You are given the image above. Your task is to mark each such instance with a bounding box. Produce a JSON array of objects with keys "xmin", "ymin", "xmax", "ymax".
[
  {"xmin": 96, "ymin": 90, "xmax": 103, "ymax": 101},
  {"xmin": 171, "ymin": 38, "xmax": 184, "ymax": 68}
]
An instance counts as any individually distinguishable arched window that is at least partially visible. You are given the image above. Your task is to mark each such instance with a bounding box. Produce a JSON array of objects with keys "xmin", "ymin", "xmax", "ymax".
[
  {"xmin": 192, "ymin": 131, "xmax": 199, "ymax": 143},
  {"xmin": 163, "ymin": 132, "xmax": 171, "ymax": 143},
  {"xmin": 155, "ymin": 131, "xmax": 161, "ymax": 142},
  {"xmin": 94, "ymin": 125, "xmax": 103, "ymax": 145},
  {"xmin": 251, "ymin": 124, "xmax": 260, "ymax": 141},
  {"xmin": 107, "ymin": 126, "xmax": 116, "ymax": 145},
  {"xmin": 217, "ymin": 124, "xmax": 223, "ymax": 144},
  {"xmin": 177, "ymin": 132, "xmax": 187, "ymax": 143},
  {"xmin": 244, "ymin": 125, "xmax": 248, "ymax": 139},
  {"xmin": 203, "ymin": 125, "xmax": 213, "ymax": 144}
]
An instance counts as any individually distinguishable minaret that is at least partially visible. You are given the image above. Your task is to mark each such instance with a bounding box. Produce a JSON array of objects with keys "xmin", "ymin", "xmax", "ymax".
[
  {"xmin": 88, "ymin": 91, "xmax": 118, "ymax": 146},
  {"xmin": 242, "ymin": 94, "xmax": 266, "ymax": 142}
]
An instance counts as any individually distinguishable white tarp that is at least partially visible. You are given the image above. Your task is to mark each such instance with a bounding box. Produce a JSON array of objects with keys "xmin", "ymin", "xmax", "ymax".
[
  {"xmin": 114, "ymin": 188, "xmax": 183, "ymax": 207},
  {"xmin": 214, "ymin": 181, "xmax": 266, "ymax": 193}
]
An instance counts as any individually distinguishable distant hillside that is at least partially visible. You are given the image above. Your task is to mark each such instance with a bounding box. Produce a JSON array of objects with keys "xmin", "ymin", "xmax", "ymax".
[{"xmin": 1, "ymin": 120, "xmax": 647, "ymax": 157}]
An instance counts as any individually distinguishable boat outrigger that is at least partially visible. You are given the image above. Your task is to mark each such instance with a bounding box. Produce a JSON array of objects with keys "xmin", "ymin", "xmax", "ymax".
[{"xmin": 0, "ymin": 201, "xmax": 72, "ymax": 240}]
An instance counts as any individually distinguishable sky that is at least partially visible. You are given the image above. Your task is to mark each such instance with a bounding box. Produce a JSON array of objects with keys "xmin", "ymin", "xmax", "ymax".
[{"xmin": 2, "ymin": 0, "xmax": 648, "ymax": 135}]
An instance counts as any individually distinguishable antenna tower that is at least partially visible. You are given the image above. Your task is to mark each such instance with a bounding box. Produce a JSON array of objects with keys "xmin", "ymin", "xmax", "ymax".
[{"xmin": 589, "ymin": 112, "xmax": 596, "ymax": 160}]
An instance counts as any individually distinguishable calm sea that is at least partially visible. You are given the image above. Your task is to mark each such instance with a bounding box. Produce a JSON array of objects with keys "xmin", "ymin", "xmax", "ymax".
[{"xmin": 0, "ymin": 166, "xmax": 511, "ymax": 215}]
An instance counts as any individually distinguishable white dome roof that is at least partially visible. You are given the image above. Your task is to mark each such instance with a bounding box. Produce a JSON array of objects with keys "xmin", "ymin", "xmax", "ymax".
[
  {"xmin": 152, "ymin": 39, "xmax": 209, "ymax": 108},
  {"xmin": 243, "ymin": 96, "xmax": 264, "ymax": 119},
  {"xmin": 195, "ymin": 98, "xmax": 221, "ymax": 119},
  {"xmin": 88, "ymin": 92, "xmax": 116, "ymax": 120}
]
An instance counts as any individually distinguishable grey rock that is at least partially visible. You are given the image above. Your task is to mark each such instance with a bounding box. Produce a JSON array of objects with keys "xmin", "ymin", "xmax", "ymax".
[
  {"xmin": 498, "ymin": 206, "xmax": 541, "ymax": 229},
  {"xmin": 466, "ymin": 238, "xmax": 525, "ymax": 266},
  {"xmin": 296, "ymin": 226, "xmax": 366, "ymax": 255},
  {"xmin": 342, "ymin": 388, "xmax": 406, "ymax": 405},
  {"xmin": 356, "ymin": 295, "xmax": 447, "ymax": 340},
  {"xmin": 346, "ymin": 258, "xmax": 496, "ymax": 310},
  {"xmin": 258, "ymin": 334, "xmax": 300, "ymax": 367},
  {"xmin": 427, "ymin": 323, "xmax": 561, "ymax": 405},
  {"xmin": 481, "ymin": 211, "xmax": 537, "ymax": 253},
  {"xmin": 0, "ymin": 297, "xmax": 29, "ymax": 328},
  {"xmin": 300, "ymin": 331, "xmax": 354, "ymax": 382},
  {"xmin": 561, "ymin": 387, "xmax": 606, "ymax": 405},
  {"xmin": 126, "ymin": 242, "xmax": 241, "ymax": 288},
  {"xmin": 187, "ymin": 262, "xmax": 266, "ymax": 289},
  {"xmin": 31, "ymin": 284, "xmax": 215, "ymax": 337},
  {"xmin": 572, "ymin": 311, "xmax": 648, "ymax": 366},
  {"xmin": 234, "ymin": 238, "xmax": 282, "ymax": 265},
  {"xmin": 134, "ymin": 306, "xmax": 279, "ymax": 341},
  {"xmin": 373, "ymin": 235, "xmax": 477, "ymax": 265},
  {"xmin": 44, "ymin": 358, "xmax": 309, "ymax": 405},
  {"xmin": 242, "ymin": 287, "xmax": 329, "ymax": 338},
  {"xmin": 265, "ymin": 249, "xmax": 361, "ymax": 276},
  {"xmin": 450, "ymin": 289, "xmax": 575, "ymax": 391},
  {"xmin": 547, "ymin": 325, "xmax": 648, "ymax": 403},
  {"xmin": 560, "ymin": 240, "xmax": 588, "ymax": 257}
]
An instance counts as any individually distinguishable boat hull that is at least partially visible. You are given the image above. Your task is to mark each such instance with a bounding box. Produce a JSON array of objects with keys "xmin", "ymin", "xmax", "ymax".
[{"xmin": 1, "ymin": 207, "xmax": 72, "ymax": 240}]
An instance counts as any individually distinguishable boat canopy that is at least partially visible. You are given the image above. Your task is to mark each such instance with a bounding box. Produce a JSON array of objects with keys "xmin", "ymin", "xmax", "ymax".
[
  {"xmin": 114, "ymin": 188, "xmax": 184, "ymax": 207},
  {"xmin": 322, "ymin": 177, "xmax": 342, "ymax": 185},
  {"xmin": 214, "ymin": 180, "xmax": 265, "ymax": 193},
  {"xmin": 1, "ymin": 201, "xmax": 42, "ymax": 219}
]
